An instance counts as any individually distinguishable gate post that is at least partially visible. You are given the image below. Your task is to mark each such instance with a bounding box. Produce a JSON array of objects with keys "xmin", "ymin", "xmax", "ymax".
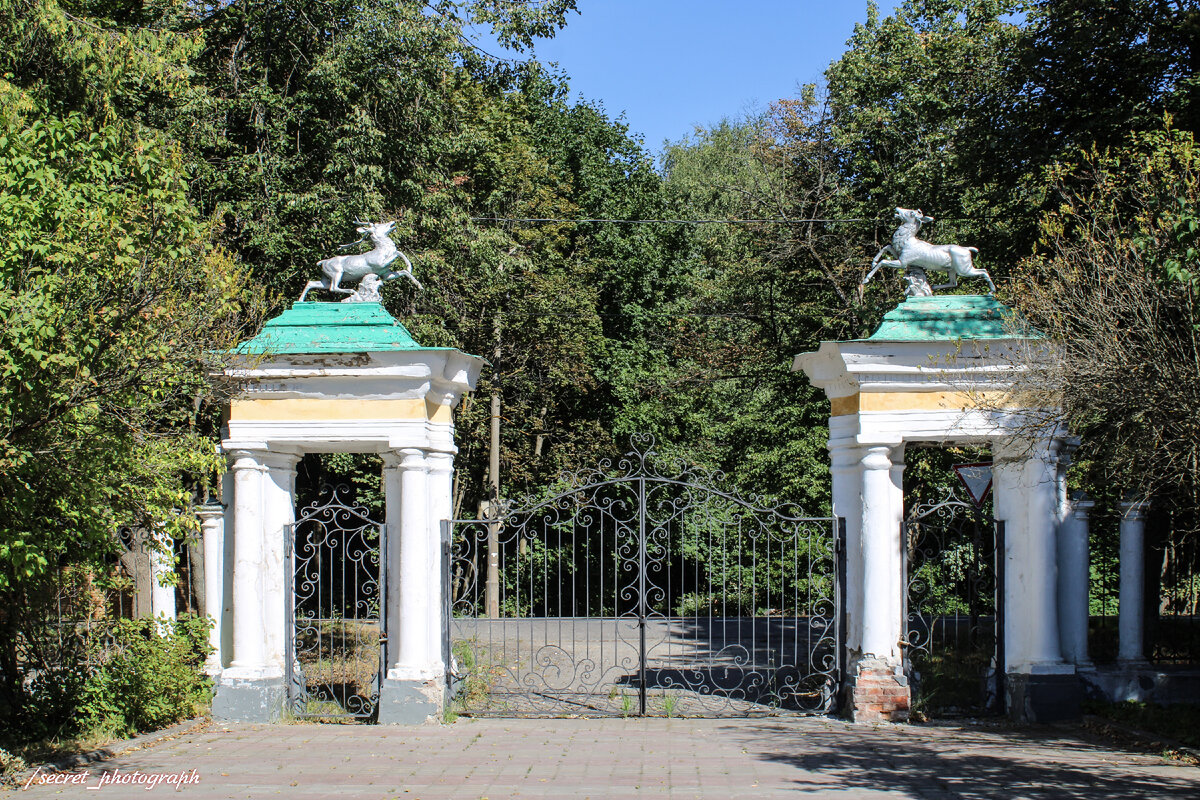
[
  {"xmin": 194, "ymin": 502, "xmax": 226, "ymax": 675},
  {"xmin": 828, "ymin": 435, "xmax": 909, "ymax": 722},
  {"xmin": 1118, "ymin": 498, "xmax": 1151, "ymax": 665},
  {"xmin": 211, "ymin": 448, "xmax": 299, "ymax": 722},
  {"xmin": 994, "ymin": 436, "xmax": 1079, "ymax": 721},
  {"xmin": 796, "ymin": 294, "xmax": 1081, "ymax": 723},
  {"xmin": 1058, "ymin": 493, "xmax": 1094, "ymax": 667},
  {"xmin": 214, "ymin": 301, "xmax": 482, "ymax": 723},
  {"xmin": 378, "ymin": 447, "xmax": 449, "ymax": 724},
  {"xmin": 849, "ymin": 444, "xmax": 910, "ymax": 722}
]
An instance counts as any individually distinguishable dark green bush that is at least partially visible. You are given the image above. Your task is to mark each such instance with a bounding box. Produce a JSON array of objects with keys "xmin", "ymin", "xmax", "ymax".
[
  {"xmin": 11, "ymin": 614, "xmax": 212, "ymax": 745},
  {"xmin": 74, "ymin": 615, "xmax": 212, "ymax": 739}
]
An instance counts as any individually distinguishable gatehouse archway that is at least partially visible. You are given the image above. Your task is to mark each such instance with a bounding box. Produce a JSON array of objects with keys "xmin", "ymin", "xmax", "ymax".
[
  {"xmin": 207, "ymin": 301, "xmax": 482, "ymax": 724},
  {"xmin": 796, "ymin": 295, "xmax": 1081, "ymax": 723}
]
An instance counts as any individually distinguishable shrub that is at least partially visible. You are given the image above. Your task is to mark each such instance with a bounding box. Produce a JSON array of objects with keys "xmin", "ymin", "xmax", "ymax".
[
  {"xmin": 11, "ymin": 614, "xmax": 212, "ymax": 746},
  {"xmin": 74, "ymin": 615, "xmax": 212, "ymax": 740}
]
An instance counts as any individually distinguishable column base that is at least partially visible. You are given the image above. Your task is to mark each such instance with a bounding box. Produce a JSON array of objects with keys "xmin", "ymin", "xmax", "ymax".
[
  {"xmin": 377, "ymin": 677, "xmax": 444, "ymax": 724},
  {"xmin": 211, "ymin": 676, "xmax": 285, "ymax": 722},
  {"xmin": 842, "ymin": 655, "xmax": 909, "ymax": 723},
  {"xmin": 1006, "ymin": 670, "xmax": 1081, "ymax": 723}
]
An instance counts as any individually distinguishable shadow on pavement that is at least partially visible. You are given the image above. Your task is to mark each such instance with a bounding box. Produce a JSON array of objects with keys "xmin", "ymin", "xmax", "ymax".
[{"xmin": 726, "ymin": 721, "xmax": 1199, "ymax": 799}]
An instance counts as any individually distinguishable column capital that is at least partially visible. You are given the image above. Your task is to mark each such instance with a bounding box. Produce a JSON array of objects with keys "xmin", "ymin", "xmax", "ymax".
[
  {"xmin": 383, "ymin": 447, "xmax": 427, "ymax": 471},
  {"xmin": 993, "ymin": 435, "xmax": 1054, "ymax": 464},
  {"xmin": 1069, "ymin": 492, "xmax": 1096, "ymax": 519},
  {"xmin": 860, "ymin": 444, "xmax": 894, "ymax": 471},
  {"xmin": 829, "ymin": 442, "xmax": 863, "ymax": 470},
  {"xmin": 226, "ymin": 449, "xmax": 269, "ymax": 472},
  {"xmin": 258, "ymin": 451, "xmax": 301, "ymax": 472},
  {"xmin": 194, "ymin": 502, "xmax": 226, "ymax": 523},
  {"xmin": 425, "ymin": 451, "xmax": 454, "ymax": 475},
  {"xmin": 1056, "ymin": 434, "xmax": 1082, "ymax": 466},
  {"xmin": 1120, "ymin": 497, "xmax": 1151, "ymax": 520}
]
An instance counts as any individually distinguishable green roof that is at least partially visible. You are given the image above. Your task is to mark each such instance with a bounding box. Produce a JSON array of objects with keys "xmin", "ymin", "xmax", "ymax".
[
  {"xmin": 234, "ymin": 302, "xmax": 432, "ymax": 354},
  {"xmin": 866, "ymin": 295, "xmax": 1028, "ymax": 341}
]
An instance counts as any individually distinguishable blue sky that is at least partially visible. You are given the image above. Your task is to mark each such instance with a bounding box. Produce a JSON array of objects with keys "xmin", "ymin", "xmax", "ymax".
[{"xmin": 497, "ymin": 1, "xmax": 893, "ymax": 156}]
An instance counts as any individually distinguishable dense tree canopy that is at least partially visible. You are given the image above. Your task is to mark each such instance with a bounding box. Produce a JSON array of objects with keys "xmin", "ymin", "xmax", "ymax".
[{"xmin": 1, "ymin": 0, "xmax": 1199, "ymax": 677}]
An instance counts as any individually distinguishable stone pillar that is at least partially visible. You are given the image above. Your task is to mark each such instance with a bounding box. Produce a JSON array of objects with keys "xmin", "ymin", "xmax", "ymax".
[
  {"xmin": 212, "ymin": 448, "xmax": 293, "ymax": 722},
  {"xmin": 889, "ymin": 443, "xmax": 907, "ymax": 647},
  {"xmin": 379, "ymin": 448, "xmax": 444, "ymax": 723},
  {"xmin": 1118, "ymin": 498, "xmax": 1150, "ymax": 665},
  {"xmin": 220, "ymin": 468, "xmax": 235, "ymax": 670},
  {"xmin": 195, "ymin": 503, "xmax": 226, "ymax": 676},
  {"xmin": 426, "ymin": 450, "xmax": 455, "ymax": 673},
  {"xmin": 845, "ymin": 443, "xmax": 909, "ymax": 723},
  {"xmin": 225, "ymin": 450, "xmax": 267, "ymax": 674},
  {"xmin": 260, "ymin": 453, "xmax": 299, "ymax": 680},
  {"xmin": 994, "ymin": 438, "xmax": 1078, "ymax": 721},
  {"xmin": 147, "ymin": 530, "xmax": 177, "ymax": 632},
  {"xmin": 828, "ymin": 441, "xmax": 863, "ymax": 654},
  {"xmin": 1058, "ymin": 493, "xmax": 1094, "ymax": 667}
]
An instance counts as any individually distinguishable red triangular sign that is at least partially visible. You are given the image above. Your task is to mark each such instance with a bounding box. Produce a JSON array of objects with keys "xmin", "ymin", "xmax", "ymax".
[{"xmin": 953, "ymin": 462, "xmax": 993, "ymax": 507}]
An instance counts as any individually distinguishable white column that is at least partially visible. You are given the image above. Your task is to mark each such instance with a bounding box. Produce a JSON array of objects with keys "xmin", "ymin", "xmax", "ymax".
[
  {"xmin": 888, "ymin": 444, "xmax": 906, "ymax": 651},
  {"xmin": 220, "ymin": 468, "xmax": 235, "ymax": 669},
  {"xmin": 995, "ymin": 438, "xmax": 1066, "ymax": 671},
  {"xmin": 148, "ymin": 529, "xmax": 177, "ymax": 633},
  {"xmin": 384, "ymin": 448, "xmax": 440, "ymax": 680},
  {"xmin": 426, "ymin": 450, "xmax": 455, "ymax": 668},
  {"xmin": 1119, "ymin": 498, "xmax": 1150, "ymax": 665},
  {"xmin": 224, "ymin": 450, "xmax": 275, "ymax": 679},
  {"xmin": 860, "ymin": 444, "xmax": 903, "ymax": 661},
  {"xmin": 829, "ymin": 441, "xmax": 863, "ymax": 652},
  {"xmin": 1058, "ymin": 494, "xmax": 1094, "ymax": 666},
  {"xmin": 260, "ymin": 452, "xmax": 299, "ymax": 678},
  {"xmin": 195, "ymin": 503, "xmax": 226, "ymax": 675}
]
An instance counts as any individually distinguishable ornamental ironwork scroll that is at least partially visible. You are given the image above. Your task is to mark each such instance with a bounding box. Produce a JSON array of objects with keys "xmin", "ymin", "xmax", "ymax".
[
  {"xmin": 444, "ymin": 434, "xmax": 842, "ymax": 718},
  {"xmin": 902, "ymin": 487, "xmax": 1002, "ymax": 715},
  {"xmin": 286, "ymin": 484, "xmax": 386, "ymax": 721}
]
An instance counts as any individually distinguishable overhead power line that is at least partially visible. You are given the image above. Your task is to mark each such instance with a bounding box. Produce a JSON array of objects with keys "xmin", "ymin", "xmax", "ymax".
[{"xmin": 470, "ymin": 216, "xmax": 878, "ymax": 225}]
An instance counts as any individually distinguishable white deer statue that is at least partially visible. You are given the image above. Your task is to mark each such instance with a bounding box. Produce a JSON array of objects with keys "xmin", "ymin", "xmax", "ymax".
[
  {"xmin": 299, "ymin": 220, "xmax": 422, "ymax": 301},
  {"xmin": 863, "ymin": 207, "xmax": 995, "ymax": 295}
]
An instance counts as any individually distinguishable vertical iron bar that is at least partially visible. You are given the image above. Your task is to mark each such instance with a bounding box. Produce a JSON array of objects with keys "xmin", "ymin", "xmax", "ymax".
[
  {"xmin": 439, "ymin": 521, "xmax": 450, "ymax": 714},
  {"xmin": 638, "ymin": 476, "xmax": 647, "ymax": 717},
  {"xmin": 284, "ymin": 522, "xmax": 295, "ymax": 714},
  {"xmin": 900, "ymin": 518, "xmax": 909, "ymax": 680},
  {"xmin": 836, "ymin": 517, "xmax": 848, "ymax": 709},
  {"xmin": 994, "ymin": 519, "xmax": 1006, "ymax": 714}
]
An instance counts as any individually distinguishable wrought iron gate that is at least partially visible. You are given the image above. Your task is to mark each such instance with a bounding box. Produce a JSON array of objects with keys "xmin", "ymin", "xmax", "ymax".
[
  {"xmin": 444, "ymin": 436, "xmax": 843, "ymax": 718},
  {"xmin": 903, "ymin": 489, "xmax": 1003, "ymax": 715},
  {"xmin": 286, "ymin": 485, "xmax": 386, "ymax": 721}
]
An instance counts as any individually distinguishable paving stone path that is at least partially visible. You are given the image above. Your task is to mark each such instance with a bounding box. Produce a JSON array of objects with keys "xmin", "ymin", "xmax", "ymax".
[{"xmin": 10, "ymin": 716, "xmax": 1198, "ymax": 799}]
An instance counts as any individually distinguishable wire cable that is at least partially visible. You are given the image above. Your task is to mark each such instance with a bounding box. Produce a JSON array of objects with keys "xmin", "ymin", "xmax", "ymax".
[{"xmin": 469, "ymin": 216, "xmax": 880, "ymax": 225}]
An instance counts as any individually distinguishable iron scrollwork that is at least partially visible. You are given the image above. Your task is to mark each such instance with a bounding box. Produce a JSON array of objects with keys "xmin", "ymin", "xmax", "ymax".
[
  {"xmin": 445, "ymin": 435, "xmax": 842, "ymax": 718},
  {"xmin": 286, "ymin": 484, "xmax": 385, "ymax": 721},
  {"xmin": 903, "ymin": 487, "xmax": 1001, "ymax": 714}
]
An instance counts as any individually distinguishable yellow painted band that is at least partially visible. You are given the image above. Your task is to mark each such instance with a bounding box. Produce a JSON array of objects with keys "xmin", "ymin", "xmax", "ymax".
[
  {"xmin": 829, "ymin": 391, "xmax": 1006, "ymax": 416},
  {"xmin": 230, "ymin": 398, "xmax": 452, "ymax": 422}
]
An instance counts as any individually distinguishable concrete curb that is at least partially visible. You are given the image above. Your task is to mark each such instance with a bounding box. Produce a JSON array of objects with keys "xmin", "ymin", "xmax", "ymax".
[{"xmin": 30, "ymin": 717, "xmax": 210, "ymax": 776}]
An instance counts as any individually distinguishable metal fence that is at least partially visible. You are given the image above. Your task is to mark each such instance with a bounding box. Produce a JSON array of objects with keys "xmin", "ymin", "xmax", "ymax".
[
  {"xmin": 444, "ymin": 436, "xmax": 843, "ymax": 718},
  {"xmin": 0, "ymin": 528, "xmax": 205, "ymax": 736},
  {"xmin": 1088, "ymin": 509, "xmax": 1200, "ymax": 665}
]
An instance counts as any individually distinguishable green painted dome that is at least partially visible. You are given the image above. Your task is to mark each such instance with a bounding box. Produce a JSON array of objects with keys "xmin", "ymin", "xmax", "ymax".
[
  {"xmin": 867, "ymin": 295, "xmax": 1031, "ymax": 341},
  {"xmin": 234, "ymin": 302, "xmax": 433, "ymax": 354}
]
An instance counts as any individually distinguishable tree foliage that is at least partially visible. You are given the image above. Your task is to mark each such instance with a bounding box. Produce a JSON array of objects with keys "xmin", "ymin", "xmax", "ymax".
[
  {"xmin": 2, "ymin": 0, "xmax": 1200, "ymax": 735},
  {"xmin": 1011, "ymin": 125, "xmax": 1200, "ymax": 508}
]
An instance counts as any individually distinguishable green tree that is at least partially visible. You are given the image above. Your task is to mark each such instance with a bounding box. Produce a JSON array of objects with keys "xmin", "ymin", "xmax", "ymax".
[{"xmin": 0, "ymin": 1, "xmax": 258, "ymax": 735}]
